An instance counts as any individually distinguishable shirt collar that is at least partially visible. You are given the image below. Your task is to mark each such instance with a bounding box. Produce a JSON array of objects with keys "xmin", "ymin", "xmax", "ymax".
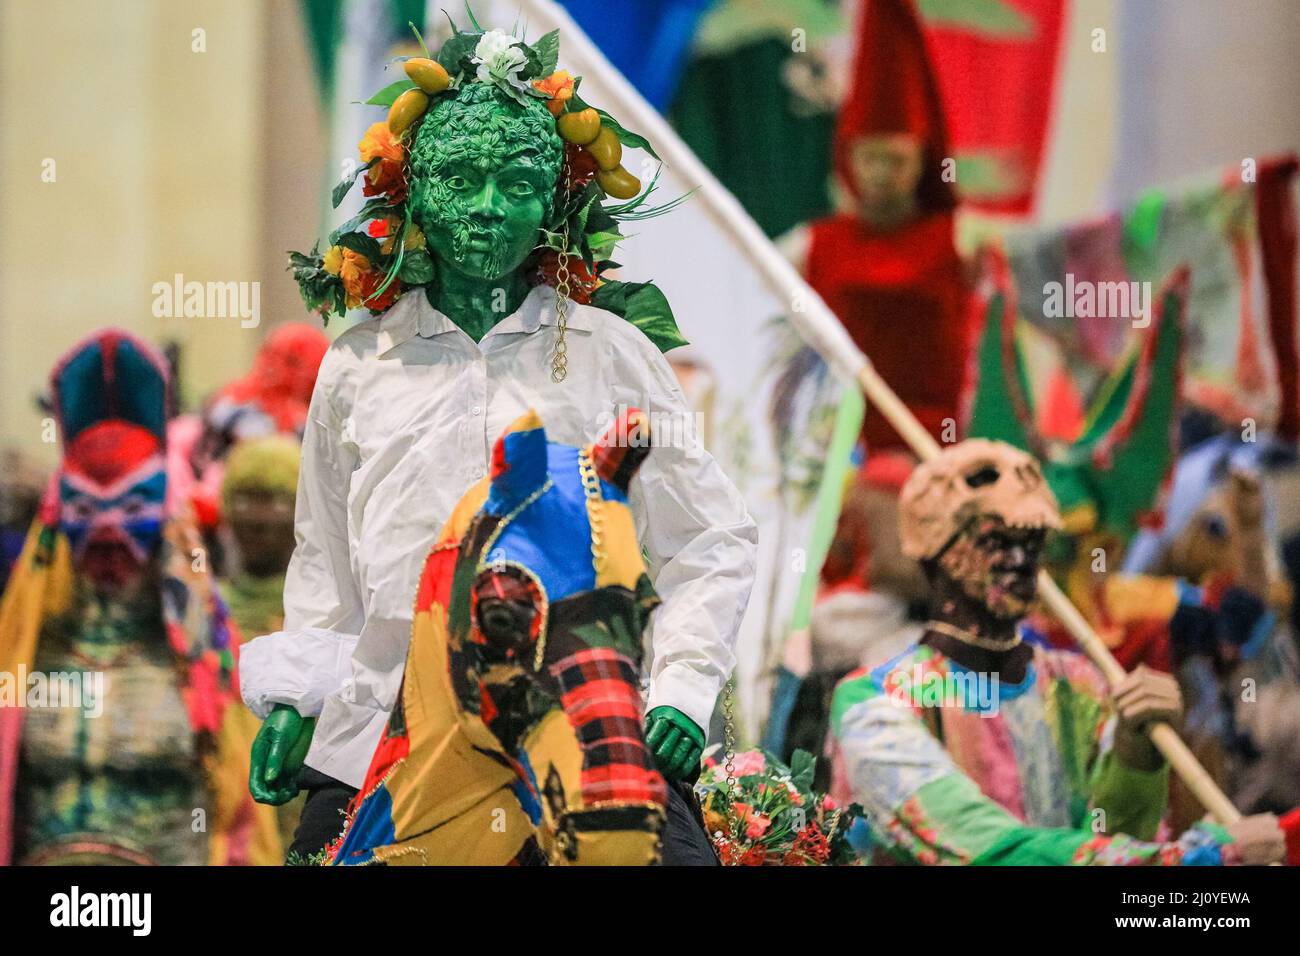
[
  {"xmin": 488, "ymin": 285, "xmax": 592, "ymax": 337},
  {"xmin": 377, "ymin": 284, "xmax": 590, "ymax": 355}
]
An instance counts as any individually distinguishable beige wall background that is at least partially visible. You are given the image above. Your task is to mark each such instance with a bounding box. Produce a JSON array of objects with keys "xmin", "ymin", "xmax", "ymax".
[{"xmin": 0, "ymin": 0, "xmax": 322, "ymax": 464}]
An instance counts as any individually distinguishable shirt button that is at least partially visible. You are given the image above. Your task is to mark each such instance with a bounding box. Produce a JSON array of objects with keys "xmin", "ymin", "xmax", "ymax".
[{"xmin": 471, "ymin": 405, "xmax": 482, "ymax": 416}]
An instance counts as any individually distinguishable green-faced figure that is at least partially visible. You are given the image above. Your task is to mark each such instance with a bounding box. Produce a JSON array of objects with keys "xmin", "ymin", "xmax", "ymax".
[
  {"xmin": 250, "ymin": 83, "xmax": 704, "ymax": 815},
  {"xmin": 407, "ymin": 83, "xmax": 563, "ymax": 341}
]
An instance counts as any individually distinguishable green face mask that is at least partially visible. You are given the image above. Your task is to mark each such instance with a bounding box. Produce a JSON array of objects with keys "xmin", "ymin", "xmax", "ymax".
[
  {"xmin": 290, "ymin": 33, "xmax": 687, "ymax": 354},
  {"xmin": 415, "ymin": 155, "xmax": 551, "ymax": 280},
  {"xmin": 407, "ymin": 83, "xmax": 564, "ymax": 328}
]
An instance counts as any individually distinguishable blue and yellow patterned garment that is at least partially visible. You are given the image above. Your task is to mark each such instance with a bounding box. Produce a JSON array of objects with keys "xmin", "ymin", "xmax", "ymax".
[
  {"xmin": 830, "ymin": 641, "xmax": 1237, "ymax": 865},
  {"xmin": 329, "ymin": 410, "xmax": 668, "ymax": 866}
]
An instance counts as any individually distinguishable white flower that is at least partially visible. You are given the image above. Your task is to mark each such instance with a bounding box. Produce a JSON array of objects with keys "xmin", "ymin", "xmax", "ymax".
[
  {"xmin": 472, "ymin": 29, "xmax": 529, "ymax": 93},
  {"xmin": 473, "ymin": 29, "xmax": 516, "ymax": 64}
]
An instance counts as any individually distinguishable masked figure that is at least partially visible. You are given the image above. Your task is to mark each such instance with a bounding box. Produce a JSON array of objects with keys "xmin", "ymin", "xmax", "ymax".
[
  {"xmin": 780, "ymin": 0, "xmax": 972, "ymax": 452},
  {"xmin": 217, "ymin": 436, "xmax": 304, "ymax": 846},
  {"xmin": 219, "ymin": 436, "xmax": 300, "ymax": 639},
  {"xmin": 0, "ymin": 329, "xmax": 279, "ymax": 865},
  {"xmin": 243, "ymin": 19, "xmax": 755, "ymax": 865},
  {"xmin": 829, "ymin": 440, "xmax": 1287, "ymax": 865}
]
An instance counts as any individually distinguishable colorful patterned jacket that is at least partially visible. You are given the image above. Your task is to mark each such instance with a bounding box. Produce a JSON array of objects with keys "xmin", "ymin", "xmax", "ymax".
[{"xmin": 830, "ymin": 641, "xmax": 1239, "ymax": 865}]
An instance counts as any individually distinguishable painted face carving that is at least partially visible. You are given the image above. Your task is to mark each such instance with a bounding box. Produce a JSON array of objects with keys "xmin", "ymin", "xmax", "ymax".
[
  {"xmin": 937, "ymin": 516, "xmax": 1046, "ymax": 620},
  {"xmin": 407, "ymin": 83, "xmax": 563, "ymax": 281},
  {"xmin": 59, "ymin": 422, "xmax": 166, "ymax": 593}
]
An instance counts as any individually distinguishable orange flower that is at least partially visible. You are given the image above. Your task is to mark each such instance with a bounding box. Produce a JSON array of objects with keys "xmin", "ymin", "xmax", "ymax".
[
  {"xmin": 358, "ymin": 121, "xmax": 407, "ymax": 201},
  {"xmin": 336, "ymin": 248, "xmax": 372, "ymax": 307},
  {"xmin": 341, "ymin": 254, "xmax": 401, "ymax": 313},
  {"xmin": 358, "ymin": 121, "xmax": 402, "ymax": 165},
  {"xmin": 533, "ymin": 69, "xmax": 574, "ymax": 116},
  {"xmin": 381, "ymin": 222, "xmax": 426, "ymax": 255}
]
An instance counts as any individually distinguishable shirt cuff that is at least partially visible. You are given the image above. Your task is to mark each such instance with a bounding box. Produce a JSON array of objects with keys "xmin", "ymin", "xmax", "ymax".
[
  {"xmin": 239, "ymin": 627, "xmax": 358, "ymax": 719},
  {"xmin": 645, "ymin": 663, "xmax": 723, "ymax": 738}
]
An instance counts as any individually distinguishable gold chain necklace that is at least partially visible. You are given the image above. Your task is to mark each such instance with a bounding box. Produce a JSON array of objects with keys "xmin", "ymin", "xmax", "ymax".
[
  {"xmin": 551, "ymin": 156, "xmax": 573, "ymax": 383},
  {"xmin": 925, "ymin": 619, "xmax": 1022, "ymax": 652},
  {"xmin": 577, "ymin": 445, "xmax": 604, "ymax": 578}
]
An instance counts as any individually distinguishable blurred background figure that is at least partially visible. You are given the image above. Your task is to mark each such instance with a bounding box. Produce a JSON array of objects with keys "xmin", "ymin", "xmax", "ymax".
[
  {"xmin": 170, "ymin": 323, "xmax": 328, "ymax": 568},
  {"xmin": 780, "ymin": 0, "xmax": 970, "ymax": 452},
  {"xmin": 777, "ymin": 451, "xmax": 925, "ymax": 789},
  {"xmin": 0, "ymin": 330, "xmax": 279, "ymax": 866},
  {"xmin": 219, "ymin": 436, "xmax": 301, "ymax": 638}
]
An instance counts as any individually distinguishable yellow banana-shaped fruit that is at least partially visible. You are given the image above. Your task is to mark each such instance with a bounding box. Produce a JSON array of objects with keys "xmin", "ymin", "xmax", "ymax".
[
  {"xmin": 587, "ymin": 127, "xmax": 623, "ymax": 171},
  {"xmin": 388, "ymin": 88, "xmax": 430, "ymax": 137},
  {"xmin": 557, "ymin": 108, "xmax": 601, "ymax": 145},
  {"xmin": 597, "ymin": 165, "xmax": 641, "ymax": 199},
  {"xmin": 404, "ymin": 58, "xmax": 451, "ymax": 95}
]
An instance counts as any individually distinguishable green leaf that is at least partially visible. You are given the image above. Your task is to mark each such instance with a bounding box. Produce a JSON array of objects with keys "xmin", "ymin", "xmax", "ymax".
[
  {"xmin": 533, "ymin": 28, "xmax": 560, "ymax": 75},
  {"xmin": 329, "ymin": 198, "xmax": 396, "ymax": 244},
  {"xmin": 584, "ymin": 203, "xmax": 617, "ymax": 235},
  {"xmin": 514, "ymin": 41, "xmax": 544, "ymax": 79},
  {"xmin": 587, "ymin": 229, "xmax": 620, "ymax": 259},
  {"xmin": 439, "ymin": 30, "xmax": 482, "ymax": 74},
  {"xmin": 589, "ymin": 280, "xmax": 688, "ymax": 352},
  {"xmin": 594, "ymin": 109, "xmax": 660, "ymax": 161},
  {"xmin": 462, "ymin": 1, "xmax": 482, "ymax": 32},
  {"xmin": 397, "ymin": 248, "xmax": 435, "ymax": 284},
  {"xmin": 331, "ymin": 158, "xmax": 377, "ymax": 209},
  {"xmin": 287, "ymin": 249, "xmax": 321, "ymax": 271},
  {"xmin": 335, "ymin": 231, "xmax": 384, "ymax": 263},
  {"xmin": 788, "ymin": 749, "xmax": 817, "ymax": 792},
  {"xmin": 500, "ymin": 81, "xmax": 535, "ymax": 109},
  {"xmin": 363, "ymin": 79, "xmax": 416, "ymax": 107},
  {"xmin": 409, "ymin": 20, "xmax": 430, "ymax": 58}
]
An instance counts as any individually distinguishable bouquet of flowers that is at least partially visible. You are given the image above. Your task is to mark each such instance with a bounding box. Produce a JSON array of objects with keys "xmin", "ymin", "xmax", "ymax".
[{"xmin": 695, "ymin": 748, "xmax": 865, "ymax": 866}]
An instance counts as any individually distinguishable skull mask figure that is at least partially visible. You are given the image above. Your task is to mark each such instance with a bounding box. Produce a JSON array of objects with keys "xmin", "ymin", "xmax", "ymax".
[{"xmin": 900, "ymin": 439, "xmax": 1061, "ymax": 620}]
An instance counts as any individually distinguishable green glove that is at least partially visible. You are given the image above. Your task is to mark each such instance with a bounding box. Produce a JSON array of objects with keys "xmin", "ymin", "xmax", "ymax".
[
  {"xmin": 249, "ymin": 704, "xmax": 316, "ymax": 805},
  {"xmin": 644, "ymin": 706, "xmax": 705, "ymax": 781}
]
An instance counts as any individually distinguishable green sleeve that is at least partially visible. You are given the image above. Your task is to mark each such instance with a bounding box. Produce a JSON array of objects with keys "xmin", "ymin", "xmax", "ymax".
[{"xmin": 1088, "ymin": 749, "xmax": 1170, "ymax": 841}]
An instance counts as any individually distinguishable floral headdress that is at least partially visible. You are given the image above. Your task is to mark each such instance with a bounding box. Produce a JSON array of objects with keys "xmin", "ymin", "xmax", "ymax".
[{"xmin": 290, "ymin": 8, "xmax": 687, "ymax": 352}]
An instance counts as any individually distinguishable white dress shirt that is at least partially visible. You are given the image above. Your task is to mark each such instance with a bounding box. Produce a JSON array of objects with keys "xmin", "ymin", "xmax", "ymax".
[{"xmin": 239, "ymin": 285, "xmax": 758, "ymax": 787}]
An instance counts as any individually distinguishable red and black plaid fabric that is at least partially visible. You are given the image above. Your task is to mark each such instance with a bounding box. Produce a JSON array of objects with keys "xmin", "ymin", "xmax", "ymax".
[{"xmin": 551, "ymin": 647, "xmax": 666, "ymax": 808}]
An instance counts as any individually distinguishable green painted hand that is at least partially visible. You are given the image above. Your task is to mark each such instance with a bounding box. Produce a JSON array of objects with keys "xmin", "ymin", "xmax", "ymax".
[
  {"xmin": 249, "ymin": 704, "xmax": 315, "ymax": 805},
  {"xmin": 645, "ymin": 705, "xmax": 705, "ymax": 781}
]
